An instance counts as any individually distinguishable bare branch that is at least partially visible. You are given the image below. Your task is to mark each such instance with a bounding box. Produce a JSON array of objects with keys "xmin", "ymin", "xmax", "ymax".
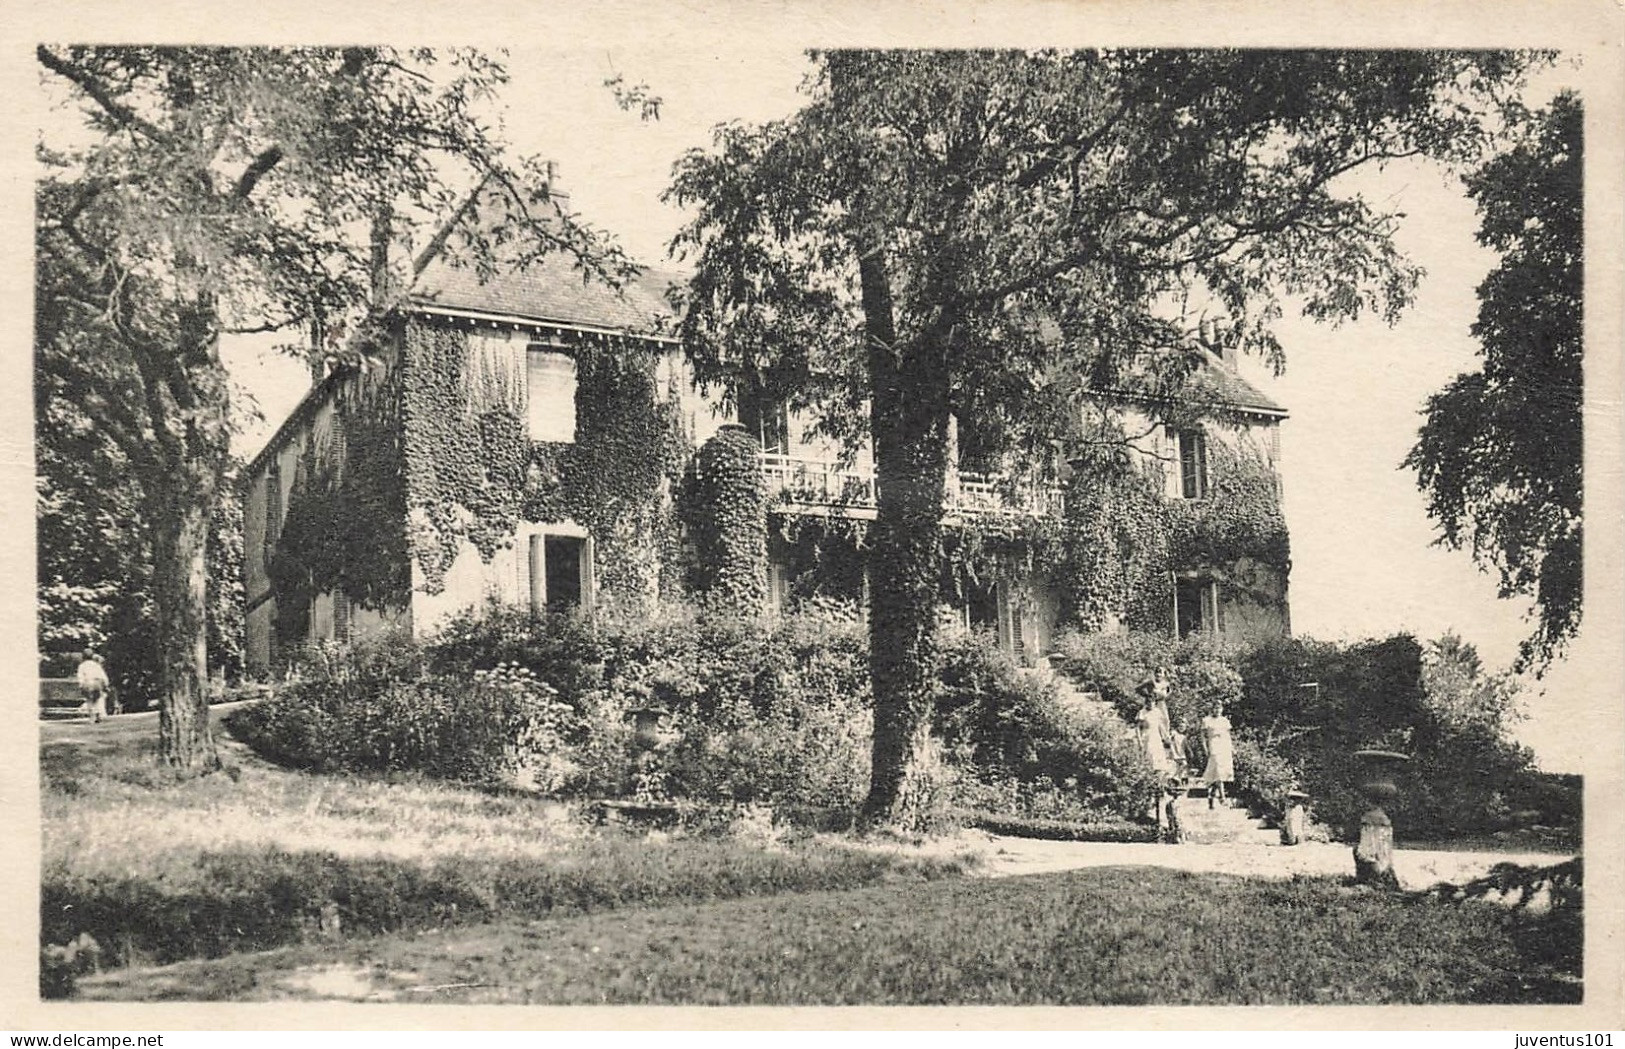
[{"xmin": 411, "ymin": 171, "xmax": 494, "ymax": 279}]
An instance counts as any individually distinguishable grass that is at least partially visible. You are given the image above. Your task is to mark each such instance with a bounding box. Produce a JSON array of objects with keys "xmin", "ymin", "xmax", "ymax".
[
  {"xmin": 40, "ymin": 711, "xmax": 970, "ymax": 982},
  {"xmin": 44, "ymin": 709, "xmax": 1584, "ymax": 1006},
  {"xmin": 75, "ymin": 866, "xmax": 1581, "ymax": 1005}
]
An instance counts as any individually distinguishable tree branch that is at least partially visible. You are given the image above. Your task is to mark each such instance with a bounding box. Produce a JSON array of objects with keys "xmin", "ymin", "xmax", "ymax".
[
  {"xmin": 411, "ymin": 171, "xmax": 493, "ymax": 279},
  {"xmin": 234, "ymin": 145, "xmax": 285, "ymax": 199},
  {"xmin": 36, "ymin": 46, "xmax": 173, "ymax": 146}
]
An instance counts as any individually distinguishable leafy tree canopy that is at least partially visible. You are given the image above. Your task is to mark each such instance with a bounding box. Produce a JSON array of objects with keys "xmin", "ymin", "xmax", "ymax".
[
  {"xmin": 36, "ymin": 46, "xmax": 638, "ymax": 765},
  {"xmin": 667, "ymin": 48, "xmax": 1543, "ymax": 822},
  {"xmin": 1406, "ymin": 92, "xmax": 1582, "ymax": 675},
  {"xmin": 670, "ymin": 49, "xmax": 1540, "ymax": 462}
]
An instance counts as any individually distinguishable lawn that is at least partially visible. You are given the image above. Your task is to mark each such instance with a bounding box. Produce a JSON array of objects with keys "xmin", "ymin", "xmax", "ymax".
[
  {"xmin": 44, "ymin": 710, "xmax": 1582, "ymax": 1005},
  {"xmin": 40, "ymin": 710, "xmax": 970, "ymax": 985},
  {"xmin": 75, "ymin": 865, "xmax": 1580, "ymax": 1005}
]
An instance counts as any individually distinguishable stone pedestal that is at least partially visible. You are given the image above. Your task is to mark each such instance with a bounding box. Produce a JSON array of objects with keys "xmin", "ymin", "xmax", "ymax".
[
  {"xmin": 1353, "ymin": 806, "xmax": 1398, "ymax": 888},
  {"xmin": 1351, "ymin": 749, "xmax": 1408, "ymax": 889}
]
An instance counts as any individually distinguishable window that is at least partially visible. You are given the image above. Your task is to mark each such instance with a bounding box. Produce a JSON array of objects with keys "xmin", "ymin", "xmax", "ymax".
[
  {"xmin": 527, "ymin": 347, "xmax": 578, "ymax": 443},
  {"xmin": 1176, "ymin": 428, "xmax": 1209, "ymax": 499},
  {"xmin": 263, "ymin": 464, "xmax": 282, "ymax": 558},
  {"xmin": 1175, "ymin": 578, "xmax": 1221, "ymax": 639},
  {"xmin": 528, "ymin": 533, "xmax": 592, "ymax": 613},
  {"xmin": 740, "ymin": 393, "xmax": 790, "ymax": 456},
  {"xmin": 767, "ymin": 561, "xmax": 793, "ymax": 616}
]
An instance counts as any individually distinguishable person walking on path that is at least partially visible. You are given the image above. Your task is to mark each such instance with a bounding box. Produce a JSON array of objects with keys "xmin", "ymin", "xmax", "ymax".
[
  {"xmin": 75, "ymin": 651, "xmax": 111, "ymax": 723},
  {"xmin": 1202, "ymin": 700, "xmax": 1235, "ymax": 808}
]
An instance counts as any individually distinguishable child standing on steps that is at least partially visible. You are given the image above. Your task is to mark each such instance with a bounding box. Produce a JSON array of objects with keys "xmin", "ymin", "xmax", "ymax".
[
  {"xmin": 1202, "ymin": 699, "xmax": 1234, "ymax": 808},
  {"xmin": 1136, "ymin": 668, "xmax": 1176, "ymax": 830}
]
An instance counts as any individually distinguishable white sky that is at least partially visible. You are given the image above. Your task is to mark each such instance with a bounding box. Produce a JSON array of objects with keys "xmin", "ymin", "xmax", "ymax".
[{"xmin": 224, "ymin": 48, "xmax": 1599, "ymax": 771}]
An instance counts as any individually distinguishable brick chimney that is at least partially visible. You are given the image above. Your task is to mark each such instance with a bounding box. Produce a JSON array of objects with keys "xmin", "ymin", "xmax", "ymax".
[{"xmin": 542, "ymin": 160, "xmax": 570, "ymax": 209}]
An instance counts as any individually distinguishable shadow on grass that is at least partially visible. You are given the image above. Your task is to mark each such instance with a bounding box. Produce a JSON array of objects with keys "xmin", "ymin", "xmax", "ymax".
[{"xmin": 74, "ymin": 866, "xmax": 1582, "ymax": 1006}]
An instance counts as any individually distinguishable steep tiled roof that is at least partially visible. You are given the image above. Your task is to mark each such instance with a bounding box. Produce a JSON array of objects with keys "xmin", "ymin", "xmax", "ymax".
[
  {"xmin": 1186, "ymin": 355, "xmax": 1287, "ymax": 416},
  {"xmin": 407, "ymin": 184, "xmax": 683, "ymax": 338},
  {"xmin": 411, "ymin": 251, "xmax": 683, "ymax": 338},
  {"xmin": 1091, "ymin": 353, "xmax": 1287, "ymax": 419}
]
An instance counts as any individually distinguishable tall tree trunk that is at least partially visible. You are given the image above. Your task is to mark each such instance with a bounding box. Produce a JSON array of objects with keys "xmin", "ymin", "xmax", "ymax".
[
  {"xmin": 857, "ymin": 242, "xmax": 952, "ymax": 826},
  {"xmin": 153, "ymin": 476, "xmax": 219, "ymax": 770},
  {"xmin": 146, "ymin": 300, "xmax": 230, "ymax": 771}
]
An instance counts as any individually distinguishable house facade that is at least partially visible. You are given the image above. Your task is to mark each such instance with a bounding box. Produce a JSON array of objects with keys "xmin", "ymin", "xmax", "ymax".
[{"xmin": 242, "ymin": 208, "xmax": 1291, "ymax": 677}]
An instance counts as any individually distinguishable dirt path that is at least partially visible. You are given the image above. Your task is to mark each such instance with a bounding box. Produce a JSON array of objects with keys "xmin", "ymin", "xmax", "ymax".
[{"xmin": 885, "ymin": 828, "xmax": 1575, "ymax": 896}]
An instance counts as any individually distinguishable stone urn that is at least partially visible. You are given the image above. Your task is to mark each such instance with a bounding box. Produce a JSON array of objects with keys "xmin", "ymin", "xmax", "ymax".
[
  {"xmin": 598, "ymin": 706, "xmax": 679, "ymax": 827},
  {"xmin": 1352, "ymin": 749, "xmax": 1409, "ymax": 888}
]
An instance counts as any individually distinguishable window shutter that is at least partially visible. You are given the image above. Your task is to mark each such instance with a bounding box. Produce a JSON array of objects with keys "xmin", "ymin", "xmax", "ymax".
[
  {"xmin": 264, "ymin": 466, "xmax": 282, "ymax": 556},
  {"xmin": 527, "ymin": 348, "xmax": 578, "ymax": 442},
  {"xmin": 1196, "ymin": 431, "xmax": 1209, "ymax": 498}
]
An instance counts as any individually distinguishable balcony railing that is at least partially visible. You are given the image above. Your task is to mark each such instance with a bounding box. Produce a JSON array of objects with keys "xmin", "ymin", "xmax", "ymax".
[{"xmin": 760, "ymin": 453, "xmax": 1063, "ymax": 519}]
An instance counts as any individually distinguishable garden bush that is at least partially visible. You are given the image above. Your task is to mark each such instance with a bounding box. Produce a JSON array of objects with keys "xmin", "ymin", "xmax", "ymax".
[
  {"xmin": 1236, "ymin": 633, "xmax": 1557, "ymax": 841},
  {"xmin": 935, "ymin": 630, "xmax": 1158, "ymax": 822},
  {"xmin": 238, "ymin": 601, "xmax": 876, "ymax": 815},
  {"xmin": 228, "ymin": 641, "xmax": 577, "ymax": 791},
  {"xmin": 659, "ymin": 604, "xmax": 873, "ymax": 812},
  {"xmin": 1229, "ymin": 731, "xmax": 1302, "ymax": 815},
  {"xmin": 1052, "ymin": 629, "xmax": 1239, "ymax": 737}
]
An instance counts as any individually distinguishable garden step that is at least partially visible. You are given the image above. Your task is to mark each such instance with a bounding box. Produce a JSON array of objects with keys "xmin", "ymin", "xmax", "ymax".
[
  {"xmin": 1171, "ymin": 795, "xmax": 1281, "ymax": 846},
  {"xmin": 1025, "ymin": 665, "xmax": 1125, "ymax": 724}
]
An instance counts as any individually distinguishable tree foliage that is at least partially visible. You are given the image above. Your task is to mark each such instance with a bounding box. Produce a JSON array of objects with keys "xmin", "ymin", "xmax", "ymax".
[
  {"xmin": 36, "ymin": 46, "xmax": 633, "ymax": 766},
  {"xmin": 36, "ymin": 388, "xmax": 244, "ymax": 704},
  {"xmin": 1406, "ymin": 93, "xmax": 1582, "ymax": 674},
  {"xmin": 667, "ymin": 48, "xmax": 1539, "ymax": 822}
]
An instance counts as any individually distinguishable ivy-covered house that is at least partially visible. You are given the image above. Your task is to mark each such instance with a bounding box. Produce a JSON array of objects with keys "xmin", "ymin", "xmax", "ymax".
[
  {"xmin": 727, "ymin": 342, "xmax": 1292, "ymax": 664},
  {"xmin": 242, "ymin": 195, "xmax": 1292, "ymax": 676}
]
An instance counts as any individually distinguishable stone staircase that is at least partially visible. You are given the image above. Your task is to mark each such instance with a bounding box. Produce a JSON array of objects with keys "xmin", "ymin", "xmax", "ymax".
[
  {"xmin": 1171, "ymin": 782, "xmax": 1282, "ymax": 846},
  {"xmin": 1027, "ymin": 659, "xmax": 1284, "ymax": 848},
  {"xmin": 1028, "ymin": 659, "xmax": 1122, "ymax": 722}
]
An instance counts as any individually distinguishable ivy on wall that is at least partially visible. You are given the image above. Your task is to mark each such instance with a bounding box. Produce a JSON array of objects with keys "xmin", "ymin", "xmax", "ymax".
[
  {"xmin": 770, "ymin": 511, "xmax": 871, "ymax": 606},
  {"xmin": 269, "ymin": 314, "xmax": 1285, "ymax": 641},
  {"xmin": 1059, "ymin": 455, "xmax": 1172, "ymax": 632},
  {"xmin": 267, "ymin": 362, "xmax": 413, "ymax": 644},
  {"xmin": 564, "ymin": 349, "xmax": 688, "ymax": 608},
  {"xmin": 941, "ymin": 508, "xmax": 1064, "ymax": 611},
  {"xmin": 1165, "ymin": 440, "xmax": 1291, "ymax": 576},
  {"xmin": 680, "ymin": 425, "xmax": 767, "ymax": 612},
  {"xmin": 1059, "ymin": 435, "xmax": 1290, "ymax": 632},
  {"xmin": 399, "ymin": 319, "xmax": 686, "ymax": 608}
]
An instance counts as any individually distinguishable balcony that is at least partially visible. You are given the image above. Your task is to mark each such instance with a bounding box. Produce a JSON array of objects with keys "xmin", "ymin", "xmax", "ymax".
[{"xmin": 760, "ymin": 453, "xmax": 1063, "ymax": 520}]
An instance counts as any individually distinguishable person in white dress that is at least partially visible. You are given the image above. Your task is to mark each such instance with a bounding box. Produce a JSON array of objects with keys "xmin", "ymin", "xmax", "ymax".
[
  {"xmin": 1136, "ymin": 669, "xmax": 1176, "ymax": 827},
  {"xmin": 1201, "ymin": 700, "xmax": 1235, "ymax": 808},
  {"xmin": 76, "ymin": 651, "xmax": 110, "ymax": 723}
]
